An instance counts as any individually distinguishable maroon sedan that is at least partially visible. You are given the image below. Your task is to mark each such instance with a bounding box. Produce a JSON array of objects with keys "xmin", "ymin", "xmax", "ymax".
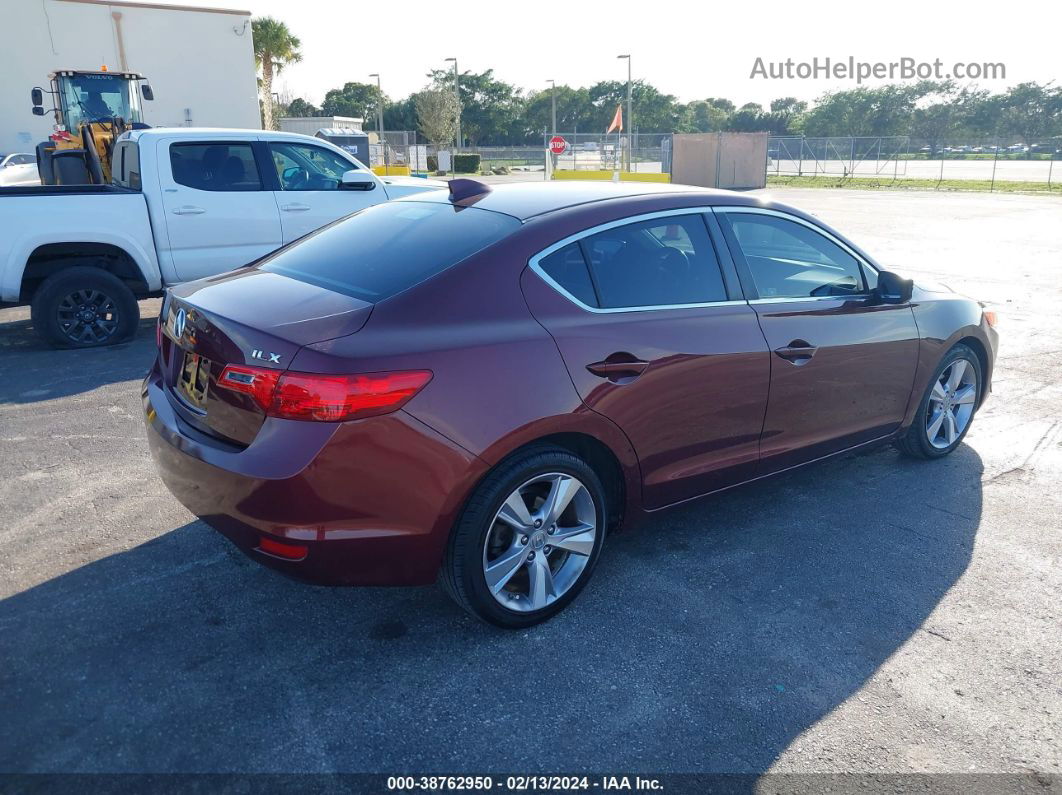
[{"xmin": 144, "ymin": 180, "xmax": 998, "ymax": 627}]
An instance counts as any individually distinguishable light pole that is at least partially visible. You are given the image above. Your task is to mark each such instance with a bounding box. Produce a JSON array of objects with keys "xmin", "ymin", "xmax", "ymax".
[
  {"xmin": 445, "ymin": 57, "xmax": 460, "ymax": 151},
  {"xmin": 368, "ymin": 73, "xmax": 384, "ymax": 134},
  {"xmin": 547, "ymin": 79, "xmax": 556, "ymax": 136},
  {"xmin": 368, "ymin": 73, "xmax": 386, "ymax": 168},
  {"xmin": 617, "ymin": 54, "xmax": 631, "ymax": 170}
]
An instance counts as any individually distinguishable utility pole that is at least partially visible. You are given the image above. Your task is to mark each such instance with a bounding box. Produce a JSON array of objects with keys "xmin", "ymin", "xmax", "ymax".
[
  {"xmin": 368, "ymin": 73, "xmax": 386, "ymax": 168},
  {"xmin": 445, "ymin": 57, "xmax": 460, "ymax": 151},
  {"xmin": 547, "ymin": 79, "xmax": 556, "ymax": 136},
  {"xmin": 617, "ymin": 54, "xmax": 632, "ymax": 170},
  {"xmin": 368, "ymin": 73, "xmax": 384, "ymax": 135}
]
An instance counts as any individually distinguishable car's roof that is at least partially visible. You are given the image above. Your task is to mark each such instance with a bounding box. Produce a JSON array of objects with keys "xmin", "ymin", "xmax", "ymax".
[
  {"xmin": 125, "ymin": 128, "xmax": 326, "ymax": 142},
  {"xmin": 397, "ymin": 180, "xmax": 758, "ymax": 221}
]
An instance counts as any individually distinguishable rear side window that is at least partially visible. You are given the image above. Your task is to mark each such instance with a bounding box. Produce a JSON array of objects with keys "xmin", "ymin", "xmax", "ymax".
[
  {"xmin": 579, "ymin": 215, "xmax": 728, "ymax": 308},
  {"xmin": 537, "ymin": 243, "xmax": 597, "ymax": 307},
  {"xmin": 725, "ymin": 213, "xmax": 867, "ymax": 298},
  {"xmin": 113, "ymin": 141, "xmax": 141, "ymax": 189},
  {"xmin": 260, "ymin": 202, "xmax": 520, "ymax": 302},
  {"xmin": 170, "ymin": 143, "xmax": 261, "ymax": 191}
]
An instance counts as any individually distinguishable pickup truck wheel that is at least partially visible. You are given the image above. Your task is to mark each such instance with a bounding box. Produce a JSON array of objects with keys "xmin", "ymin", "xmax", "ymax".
[{"xmin": 30, "ymin": 267, "xmax": 139, "ymax": 348}]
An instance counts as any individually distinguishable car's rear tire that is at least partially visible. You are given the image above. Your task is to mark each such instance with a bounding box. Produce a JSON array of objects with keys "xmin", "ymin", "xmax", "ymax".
[
  {"xmin": 30, "ymin": 266, "xmax": 140, "ymax": 349},
  {"xmin": 896, "ymin": 343, "xmax": 982, "ymax": 459},
  {"xmin": 442, "ymin": 446, "xmax": 608, "ymax": 628}
]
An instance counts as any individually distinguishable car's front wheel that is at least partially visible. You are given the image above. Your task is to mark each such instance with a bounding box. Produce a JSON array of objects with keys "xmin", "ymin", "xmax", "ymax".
[
  {"xmin": 897, "ymin": 343, "xmax": 982, "ymax": 459},
  {"xmin": 442, "ymin": 447, "xmax": 607, "ymax": 628}
]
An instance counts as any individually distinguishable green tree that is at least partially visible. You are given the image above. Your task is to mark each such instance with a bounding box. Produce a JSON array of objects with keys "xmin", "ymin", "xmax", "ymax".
[
  {"xmin": 251, "ymin": 17, "xmax": 301, "ymax": 131},
  {"xmin": 802, "ymin": 85, "xmax": 920, "ymax": 137},
  {"xmin": 285, "ymin": 97, "xmax": 319, "ymax": 117},
  {"xmin": 676, "ymin": 100, "xmax": 729, "ymax": 133},
  {"xmin": 727, "ymin": 103, "xmax": 771, "ymax": 132},
  {"xmin": 996, "ymin": 82, "xmax": 1062, "ymax": 152},
  {"xmin": 413, "ymin": 89, "xmax": 459, "ymax": 147},
  {"xmin": 383, "ymin": 96, "xmax": 418, "ymax": 134},
  {"xmin": 586, "ymin": 80, "xmax": 681, "ymax": 133},
  {"xmin": 523, "ymin": 85, "xmax": 597, "ymax": 140},
  {"xmin": 427, "ymin": 68, "xmax": 524, "ymax": 145},
  {"xmin": 321, "ymin": 82, "xmax": 385, "ymax": 125},
  {"xmin": 768, "ymin": 97, "xmax": 808, "ymax": 133}
]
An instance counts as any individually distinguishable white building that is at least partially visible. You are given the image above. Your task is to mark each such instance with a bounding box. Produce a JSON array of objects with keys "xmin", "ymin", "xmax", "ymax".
[{"xmin": 3, "ymin": 0, "xmax": 261, "ymax": 155}]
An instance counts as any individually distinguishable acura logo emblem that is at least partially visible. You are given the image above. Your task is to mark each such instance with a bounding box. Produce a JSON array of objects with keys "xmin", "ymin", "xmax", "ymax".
[{"xmin": 173, "ymin": 307, "xmax": 187, "ymax": 338}]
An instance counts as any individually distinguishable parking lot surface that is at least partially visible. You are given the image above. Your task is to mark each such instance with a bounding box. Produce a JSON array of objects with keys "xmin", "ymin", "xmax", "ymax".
[{"xmin": 1, "ymin": 187, "xmax": 1059, "ymax": 775}]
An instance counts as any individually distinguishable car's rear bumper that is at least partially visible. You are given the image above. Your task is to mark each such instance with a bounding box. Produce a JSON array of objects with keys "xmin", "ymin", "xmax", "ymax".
[{"xmin": 143, "ymin": 366, "xmax": 487, "ymax": 586}]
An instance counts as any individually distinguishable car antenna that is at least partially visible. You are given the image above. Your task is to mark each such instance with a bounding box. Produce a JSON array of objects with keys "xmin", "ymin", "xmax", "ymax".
[{"xmin": 448, "ymin": 178, "xmax": 491, "ymax": 204}]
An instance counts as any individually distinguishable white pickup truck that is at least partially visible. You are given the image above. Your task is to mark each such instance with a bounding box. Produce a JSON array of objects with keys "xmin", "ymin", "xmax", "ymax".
[{"xmin": 0, "ymin": 128, "xmax": 445, "ymax": 347}]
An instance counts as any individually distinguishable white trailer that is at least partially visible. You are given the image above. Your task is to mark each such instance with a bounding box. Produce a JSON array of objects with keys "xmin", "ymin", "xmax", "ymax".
[{"xmin": 2, "ymin": 0, "xmax": 261, "ymax": 155}]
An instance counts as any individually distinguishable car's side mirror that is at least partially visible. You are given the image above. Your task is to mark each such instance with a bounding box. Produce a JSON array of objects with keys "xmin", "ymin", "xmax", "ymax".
[
  {"xmin": 340, "ymin": 169, "xmax": 376, "ymax": 191},
  {"xmin": 141, "ymin": 84, "xmax": 154, "ymax": 101},
  {"xmin": 31, "ymin": 88, "xmax": 44, "ymax": 107},
  {"xmin": 875, "ymin": 270, "xmax": 913, "ymax": 304},
  {"xmin": 32, "ymin": 106, "xmax": 46, "ymax": 116}
]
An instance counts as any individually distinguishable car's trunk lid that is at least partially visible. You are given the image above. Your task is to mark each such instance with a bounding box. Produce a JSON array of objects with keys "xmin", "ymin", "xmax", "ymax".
[{"xmin": 160, "ymin": 269, "xmax": 372, "ymax": 446}]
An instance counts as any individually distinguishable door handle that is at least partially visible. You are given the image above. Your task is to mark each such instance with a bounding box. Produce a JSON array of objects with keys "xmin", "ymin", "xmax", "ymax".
[
  {"xmin": 280, "ymin": 203, "xmax": 311, "ymax": 212},
  {"xmin": 171, "ymin": 205, "xmax": 205, "ymax": 215},
  {"xmin": 586, "ymin": 356, "xmax": 649, "ymax": 382},
  {"xmin": 774, "ymin": 339, "xmax": 818, "ymax": 365}
]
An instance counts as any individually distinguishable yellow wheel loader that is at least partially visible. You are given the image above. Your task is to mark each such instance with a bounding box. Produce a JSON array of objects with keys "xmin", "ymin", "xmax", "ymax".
[{"xmin": 31, "ymin": 68, "xmax": 154, "ymax": 186}]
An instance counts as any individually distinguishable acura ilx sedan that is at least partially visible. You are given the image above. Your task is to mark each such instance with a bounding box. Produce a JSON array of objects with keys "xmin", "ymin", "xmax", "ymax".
[{"xmin": 144, "ymin": 180, "xmax": 998, "ymax": 627}]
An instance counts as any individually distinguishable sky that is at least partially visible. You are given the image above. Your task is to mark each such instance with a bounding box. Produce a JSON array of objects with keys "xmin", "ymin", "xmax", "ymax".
[{"xmin": 180, "ymin": 0, "xmax": 1059, "ymax": 108}]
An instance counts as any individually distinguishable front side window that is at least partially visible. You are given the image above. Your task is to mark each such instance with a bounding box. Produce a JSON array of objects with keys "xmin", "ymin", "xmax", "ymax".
[
  {"xmin": 269, "ymin": 142, "xmax": 355, "ymax": 191},
  {"xmin": 564, "ymin": 214, "xmax": 728, "ymax": 309},
  {"xmin": 725, "ymin": 213, "xmax": 867, "ymax": 298},
  {"xmin": 169, "ymin": 143, "xmax": 261, "ymax": 192}
]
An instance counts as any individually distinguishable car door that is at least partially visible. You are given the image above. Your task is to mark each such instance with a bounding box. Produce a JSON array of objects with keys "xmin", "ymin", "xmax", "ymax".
[
  {"xmin": 521, "ymin": 210, "xmax": 771, "ymax": 509},
  {"xmin": 157, "ymin": 138, "xmax": 283, "ymax": 282},
  {"xmin": 715, "ymin": 207, "xmax": 920, "ymax": 474},
  {"xmin": 265, "ymin": 140, "xmax": 379, "ymax": 244},
  {"xmin": 6, "ymin": 154, "xmax": 40, "ymax": 186}
]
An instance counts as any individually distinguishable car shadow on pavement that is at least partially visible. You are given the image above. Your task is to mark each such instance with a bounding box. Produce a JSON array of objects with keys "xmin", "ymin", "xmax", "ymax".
[
  {"xmin": 0, "ymin": 308, "xmax": 159, "ymax": 404},
  {"xmin": 0, "ymin": 442, "xmax": 982, "ymax": 773}
]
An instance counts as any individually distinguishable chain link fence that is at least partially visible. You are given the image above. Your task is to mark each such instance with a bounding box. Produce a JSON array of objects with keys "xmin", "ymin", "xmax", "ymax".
[{"xmin": 768, "ymin": 136, "xmax": 1061, "ymax": 188}]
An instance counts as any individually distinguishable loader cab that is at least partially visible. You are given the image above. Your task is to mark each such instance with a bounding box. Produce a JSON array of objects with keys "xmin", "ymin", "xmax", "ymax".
[
  {"xmin": 31, "ymin": 69, "xmax": 153, "ymax": 186},
  {"xmin": 51, "ymin": 70, "xmax": 149, "ymax": 131}
]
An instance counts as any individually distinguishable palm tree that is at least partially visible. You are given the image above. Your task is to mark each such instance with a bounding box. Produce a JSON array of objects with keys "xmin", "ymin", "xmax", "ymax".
[{"xmin": 251, "ymin": 17, "xmax": 301, "ymax": 130}]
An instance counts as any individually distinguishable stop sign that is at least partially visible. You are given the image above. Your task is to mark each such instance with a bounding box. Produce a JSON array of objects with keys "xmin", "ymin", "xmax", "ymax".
[{"xmin": 549, "ymin": 136, "xmax": 568, "ymax": 154}]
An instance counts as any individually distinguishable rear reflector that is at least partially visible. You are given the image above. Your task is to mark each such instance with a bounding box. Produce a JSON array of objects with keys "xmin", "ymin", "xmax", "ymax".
[
  {"xmin": 258, "ymin": 536, "xmax": 308, "ymax": 560},
  {"xmin": 217, "ymin": 365, "xmax": 432, "ymax": 422}
]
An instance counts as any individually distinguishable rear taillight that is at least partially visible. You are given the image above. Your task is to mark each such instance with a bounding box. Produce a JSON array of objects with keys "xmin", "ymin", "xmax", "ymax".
[
  {"xmin": 217, "ymin": 365, "xmax": 432, "ymax": 422},
  {"xmin": 218, "ymin": 364, "xmax": 281, "ymax": 412}
]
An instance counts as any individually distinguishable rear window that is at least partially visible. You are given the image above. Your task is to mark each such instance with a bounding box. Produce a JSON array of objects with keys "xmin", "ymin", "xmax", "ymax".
[{"xmin": 259, "ymin": 201, "xmax": 520, "ymax": 302}]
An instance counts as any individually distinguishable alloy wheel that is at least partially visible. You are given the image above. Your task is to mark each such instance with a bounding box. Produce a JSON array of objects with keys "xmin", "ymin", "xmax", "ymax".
[
  {"xmin": 926, "ymin": 357, "xmax": 977, "ymax": 449},
  {"xmin": 56, "ymin": 289, "xmax": 121, "ymax": 345},
  {"xmin": 482, "ymin": 472, "xmax": 597, "ymax": 613}
]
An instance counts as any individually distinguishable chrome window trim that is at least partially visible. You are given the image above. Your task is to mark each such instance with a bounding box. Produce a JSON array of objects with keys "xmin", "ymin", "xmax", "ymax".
[
  {"xmin": 749, "ymin": 295, "xmax": 861, "ymax": 305},
  {"xmin": 714, "ymin": 205, "xmax": 880, "ymax": 292},
  {"xmin": 528, "ymin": 207, "xmax": 744, "ymax": 314}
]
